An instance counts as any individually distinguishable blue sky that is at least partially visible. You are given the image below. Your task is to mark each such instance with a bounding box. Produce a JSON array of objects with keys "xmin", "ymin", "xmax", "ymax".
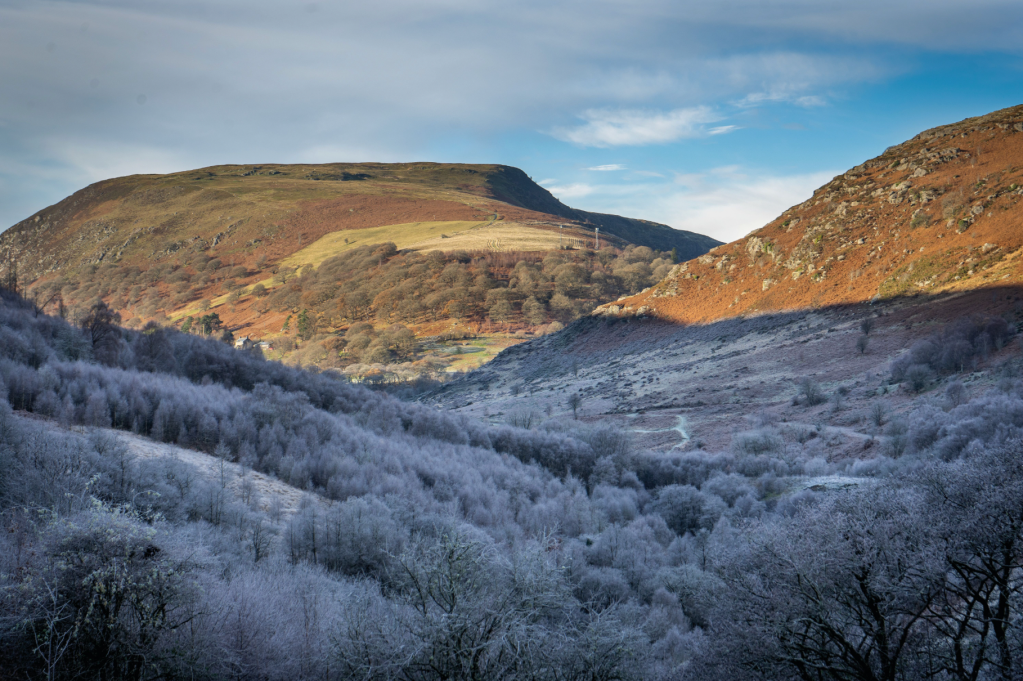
[{"xmin": 1, "ymin": 1, "xmax": 1021, "ymax": 243}]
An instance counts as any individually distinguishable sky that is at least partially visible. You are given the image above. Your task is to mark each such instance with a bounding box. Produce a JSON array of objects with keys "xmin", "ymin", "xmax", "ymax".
[{"xmin": 1, "ymin": 1, "xmax": 1022, "ymax": 244}]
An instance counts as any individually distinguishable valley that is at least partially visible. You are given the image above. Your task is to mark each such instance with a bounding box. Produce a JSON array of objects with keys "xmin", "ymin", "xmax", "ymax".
[{"xmin": 5, "ymin": 104, "xmax": 1023, "ymax": 681}]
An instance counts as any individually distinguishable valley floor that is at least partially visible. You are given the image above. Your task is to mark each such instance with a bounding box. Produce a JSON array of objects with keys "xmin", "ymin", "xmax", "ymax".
[{"xmin": 428, "ymin": 286, "xmax": 1023, "ymax": 460}]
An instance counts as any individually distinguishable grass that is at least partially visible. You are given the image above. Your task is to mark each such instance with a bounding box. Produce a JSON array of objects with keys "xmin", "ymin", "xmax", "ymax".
[
  {"xmin": 279, "ymin": 220, "xmax": 597, "ymax": 269},
  {"xmin": 878, "ymin": 254, "xmax": 953, "ymax": 298},
  {"xmin": 279, "ymin": 221, "xmax": 488, "ymax": 269},
  {"xmin": 440, "ymin": 337, "xmax": 523, "ymax": 372},
  {"xmin": 410, "ymin": 222, "xmax": 590, "ymax": 253}
]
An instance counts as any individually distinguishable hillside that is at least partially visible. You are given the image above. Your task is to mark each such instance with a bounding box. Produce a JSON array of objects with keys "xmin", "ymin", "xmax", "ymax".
[
  {"xmin": 0, "ymin": 162, "xmax": 718, "ymax": 379},
  {"xmin": 598, "ymin": 104, "xmax": 1023, "ymax": 323},
  {"xmin": 0, "ymin": 162, "xmax": 716, "ymax": 282}
]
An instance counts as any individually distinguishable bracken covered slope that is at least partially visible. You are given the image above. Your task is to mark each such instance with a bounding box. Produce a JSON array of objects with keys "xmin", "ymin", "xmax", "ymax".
[
  {"xmin": 598, "ymin": 104, "xmax": 1023, "ymax": 323},
  {"xmin": 0, "ymin": 162, "xmax": 718, "ymax": 283}
]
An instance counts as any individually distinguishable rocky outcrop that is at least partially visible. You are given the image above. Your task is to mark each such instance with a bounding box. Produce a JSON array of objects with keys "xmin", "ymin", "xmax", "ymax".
[{"xmin": 597, "ymin": 103, "xmax": 1023, "ymax": 323}]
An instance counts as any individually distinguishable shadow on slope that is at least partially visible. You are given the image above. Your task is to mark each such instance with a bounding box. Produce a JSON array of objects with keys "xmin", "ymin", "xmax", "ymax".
[{"xmin": 428, "ymin": 286, "xmax": 1023, "ymax": 454}]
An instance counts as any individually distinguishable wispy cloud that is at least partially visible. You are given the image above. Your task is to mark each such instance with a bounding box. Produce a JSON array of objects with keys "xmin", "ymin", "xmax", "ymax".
[
  {"xmin": 795, "ymin": 95, "xmax": 827, "ymax": 107},
  {"xmin": 736, "ymin": 91, "xmax": 829, "ymax": 108},
  {"xmin": 545, "ymin": 183, "xmax": 596, "ymax": 199},
  {"xmin": 587, "ymin": 164, "xmax": 626, "ymax": 171},
  {"xmin": 552, "ymin": 107, "xmax": 722, "ymax": 147}
]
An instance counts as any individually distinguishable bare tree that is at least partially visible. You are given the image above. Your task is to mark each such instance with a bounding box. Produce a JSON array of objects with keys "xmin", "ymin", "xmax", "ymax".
[
  {"xmin": 79, "ymin": 300, "xmax": 122, "ymax": 365},
  {"xmin": 712, "ymin": 487, "xmax": 943, "ymax": 681},
  {"xmin": 921, "ymin": 444, "xmax": 1023, "ymax": 681},
  {"xmin": 870, "ymin": 400, "xmax": 888, "ymax": 429},
  {"xmin": 28, "ymin": 577, "xmax": 77, "ymax": 681},
  {"xmin": 568, "ymin": 393, "xmax": 583, "ymax": 419},
  {"xmin": 338, "ymin": 529, "xmax": 570, "ymax": 681}
]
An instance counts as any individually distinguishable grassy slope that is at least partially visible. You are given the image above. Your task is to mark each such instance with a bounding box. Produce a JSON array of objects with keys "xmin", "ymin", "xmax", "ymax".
[{"xmin": 279, "ymin": 220, "xmax": 490, "ymax": 269}]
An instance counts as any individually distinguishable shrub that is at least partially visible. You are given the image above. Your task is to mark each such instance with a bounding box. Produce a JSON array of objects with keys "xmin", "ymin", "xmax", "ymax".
[
  {"xmin": 652, "ymin": 484, "xmax": 726, "ymax": 535},
  {"xmin": 884, "ymin": 419, "xmax": 908, "ymax": 457},
  {"xmin": 732, "ymin": 429, "xmax": 783, "ymax": 456},
  {"xmin": 944, "ymin": 380, "xmax": 966, "ymax": 409},
  {"xmin": 905, "ymin": 363, "xmax": 933, "ymax": 392},
  {"xmin": 890, "ymin": 315, "xmax": 1012, "ymax": 383},
  {"xmin": 869, "ymin": 401, "xmax": 888, "ymax": 428},
  {"xmin": 784, "ymin": 423, "xmax": 817, "ymax": 444},
  {"xmin": 797, "ymin": 378, "xmax": 826, "ymax": 406}
]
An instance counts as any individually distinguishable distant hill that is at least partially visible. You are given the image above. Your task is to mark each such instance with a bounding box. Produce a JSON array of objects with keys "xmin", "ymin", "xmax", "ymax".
[
  {"xmin": 599, "ymin": 104, "xmax": 1023, "ymax": 323},
  {"xmin": 0, "ymin": 162, "xmax": 717, "ymax": 283},
  {"xmin": 0, "ymin": 162, "xmax": 719, "ymax": 378}
]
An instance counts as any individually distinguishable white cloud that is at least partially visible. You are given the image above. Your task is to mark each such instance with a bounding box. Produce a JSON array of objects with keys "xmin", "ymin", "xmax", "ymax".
[
  {"xmin": 552, "ymin": 107, "xmax": 722, "ymax": 147},
  {"xmin": 656, "ymin": 170, "xmax": 836, "ymax": 242},
  {"xmin": 587, "ymin": 164, "xmax": 626, "ymax": 171},
  {"xmin": 708, "ymin": 125, "xmax": 739, "ymax": 135},
  {"xmin": 564, "ymin": 168, "xmax": 836, "ymax": 243},
  {"xmin": 546, "ymin": 183, "xmax": 596, "ymax": 199}
]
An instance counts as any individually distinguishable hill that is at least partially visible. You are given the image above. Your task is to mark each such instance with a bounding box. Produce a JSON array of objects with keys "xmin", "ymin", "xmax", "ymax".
[
  {"xmin": 0, "ymin": 162, "xmax": 716, "ymax": 282},
  {"xmin": 0, "ymin": 162, "xmax": 719, "ymax": 379},
  {"xmin": 597, "ymin": 104, "xmax": 1023, "ymax": 323}
]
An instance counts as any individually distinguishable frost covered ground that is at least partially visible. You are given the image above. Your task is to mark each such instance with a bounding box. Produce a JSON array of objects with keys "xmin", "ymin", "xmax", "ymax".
[{"xmin": 428, "ymin": 286, "xmax": 1023, "ymax": 464}]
